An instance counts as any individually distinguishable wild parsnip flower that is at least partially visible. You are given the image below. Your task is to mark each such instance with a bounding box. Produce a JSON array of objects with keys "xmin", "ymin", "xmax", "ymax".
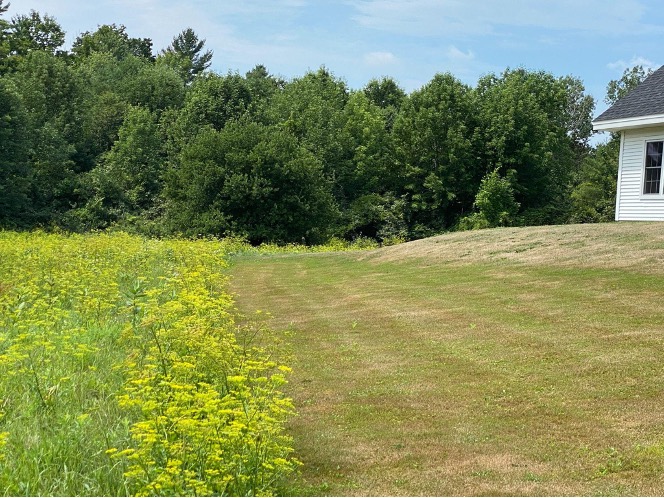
[{"xmin": 0, "ymin": 231, "xmax": 298, "ymax": 496}]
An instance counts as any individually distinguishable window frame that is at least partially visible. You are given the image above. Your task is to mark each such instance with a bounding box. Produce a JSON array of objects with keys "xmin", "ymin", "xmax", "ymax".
[{"xmin": 642, "ymin": 139, "xmax": 664, "ymax": 197}]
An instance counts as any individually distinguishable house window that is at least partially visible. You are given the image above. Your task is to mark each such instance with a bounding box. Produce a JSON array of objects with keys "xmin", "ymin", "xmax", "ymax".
[{"xmin": 644, "ymin": 141, "xmax": 664, "ymax": 194}]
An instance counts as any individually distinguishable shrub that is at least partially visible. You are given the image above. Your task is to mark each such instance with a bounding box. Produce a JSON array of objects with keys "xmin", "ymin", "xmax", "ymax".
[{"xmin": 459, "ymin": 169, "xmax": 520, "ymax": 229}]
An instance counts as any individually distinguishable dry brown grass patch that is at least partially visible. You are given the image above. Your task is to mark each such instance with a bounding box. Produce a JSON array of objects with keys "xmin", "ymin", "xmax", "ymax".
[{"xmin": 364, "ymin": 222, "xmax": 664, "ymax": 272}]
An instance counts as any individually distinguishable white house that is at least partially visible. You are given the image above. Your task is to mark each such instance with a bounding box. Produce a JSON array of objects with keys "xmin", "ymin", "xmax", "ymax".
[{"xmin": 592, "ymin": 65, "xmax": 664, "ymax": 221}]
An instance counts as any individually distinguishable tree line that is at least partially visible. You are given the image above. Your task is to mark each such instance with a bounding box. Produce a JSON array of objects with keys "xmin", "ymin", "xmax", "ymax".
[{"xmin": 0, "ymin": 2, "xmax": 643, "ymax": 244}]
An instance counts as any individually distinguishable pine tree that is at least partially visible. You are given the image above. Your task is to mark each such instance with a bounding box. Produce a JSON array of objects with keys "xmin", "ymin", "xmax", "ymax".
[{"xmin": 162, "ymin": 28, "xmax": 212, "ymax": 83}]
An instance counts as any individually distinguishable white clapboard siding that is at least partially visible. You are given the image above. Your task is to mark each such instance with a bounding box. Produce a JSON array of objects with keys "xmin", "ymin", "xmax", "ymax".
[{"xmin": 616, "ymin": 126, "xmax": 664, "ymax": 221}]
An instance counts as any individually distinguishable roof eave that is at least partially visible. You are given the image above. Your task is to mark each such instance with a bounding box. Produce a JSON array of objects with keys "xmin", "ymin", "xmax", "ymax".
[{"xmin": 592, "ymin": 113, "xmax": 664, "ymax": 132}]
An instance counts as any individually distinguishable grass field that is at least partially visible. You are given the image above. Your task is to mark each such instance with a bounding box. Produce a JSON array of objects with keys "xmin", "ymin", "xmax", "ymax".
[{"xmin": 229, "ymin": 223, "xmax": 664, "ymax": 496}]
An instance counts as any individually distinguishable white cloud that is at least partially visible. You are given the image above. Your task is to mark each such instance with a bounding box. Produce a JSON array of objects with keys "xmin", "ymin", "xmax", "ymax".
[
  {"xmin": 20, "ymin": 0, "xmax": 310, "ymax": 51},
  {"xmin": 607, "ymin": 55, "xmax": 659, "ymax": 73},
  {"xmin": 349, "ymin": 0, "xmax": 655, "ymax": 38},
  {"xmin": 364, "ymin": 51, "xmax": 397, "ymax": 65},
  {"xmin": 446, "ymin": 45, "xmax": 473, "ymax": 61}
]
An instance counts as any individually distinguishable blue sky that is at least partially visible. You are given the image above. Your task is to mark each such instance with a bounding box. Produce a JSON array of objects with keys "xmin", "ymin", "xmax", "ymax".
[{"xmin": 10, "ymin": 0, "xmax": 664, "ymax": 121}]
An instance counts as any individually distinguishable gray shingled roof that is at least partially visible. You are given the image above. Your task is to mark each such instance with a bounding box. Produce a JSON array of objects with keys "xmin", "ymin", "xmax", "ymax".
[{"xmin": 594, "ymin": 65, "xmax": 664, "ymax": 122}]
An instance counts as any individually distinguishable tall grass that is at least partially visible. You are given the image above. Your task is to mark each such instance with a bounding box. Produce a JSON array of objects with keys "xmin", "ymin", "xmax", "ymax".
[{"xmin": 0, "ymin": 231, "xmax": 298, "ymax": 496}]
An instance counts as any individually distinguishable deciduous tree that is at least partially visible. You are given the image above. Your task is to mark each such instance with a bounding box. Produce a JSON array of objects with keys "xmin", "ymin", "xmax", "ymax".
[
  {"xmin": 178, "ymin": 72, "xmax": 251, "ymax": 132},
  {"xmin": 567, "ymin": 67, "xmax": 643, "ymax": 223},
  {"xmin": 0, "ymin": 80, "xmax": 30, "ymax": 226},
  {"xmin": 165, "ymin": 120, "xmax": 338, "ymax": 243},
  {"xmin": 0, "ymin": 0, "xmax": 11, "ymax": 69},
  {"xmin": 77, "ymin": 106, "xmax": 164, "ymax": 228},
  {"xmin": 7, "ymin": 51, "xmax": 82, "ymax": 221},
  {"xmin": 363, "ymin": 76, "xmax": 405, "ymax": 130},
  {"xmin": 244, "ymin": 64, "xmax": 284, "ymax": 121},
  {"xmin": 10, "ymin": 10, "xmax": 65, "ymax": 57},
  {"xmin": 393, "ymin": 73, "xmax": 479, "ymax": 235},
  {"xmin": 72, "ymin": 24, "xmax": 153, "ymax": 61},
  {"xmin": 124, "ymin": 63, "xmax": 185, "ymax": 114},
  {"xmin": 475, "ymin": 69, "xmax": 589, "ymax": 224},
  {"xmin": 267, "ymin": 67, "xmax": 350, "ymax": 180},
  {"xmin": 569, "ymin": 139, "xmax": 618, "ymax": 223},
  {"xmin": 606, "ymin": 65, "xmax": 652, "ymax": 105},
  {"xmin": 341, "ymin": 92, "xmax": 403, "ymax": 239}
]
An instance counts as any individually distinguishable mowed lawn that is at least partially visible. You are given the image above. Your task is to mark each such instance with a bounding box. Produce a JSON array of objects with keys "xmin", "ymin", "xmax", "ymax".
[{"xmin": 229, "ymin": 223, "xmax": 664, "ymax": 496}]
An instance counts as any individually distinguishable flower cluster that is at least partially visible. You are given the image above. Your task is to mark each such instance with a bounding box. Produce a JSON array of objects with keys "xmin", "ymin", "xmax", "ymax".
[{"xmin": 111, "ymin": 240, "xmax": 299, "ymax": 496}]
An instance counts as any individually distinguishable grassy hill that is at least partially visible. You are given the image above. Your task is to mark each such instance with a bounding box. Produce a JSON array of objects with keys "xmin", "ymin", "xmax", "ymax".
[{"xmin": 229, "ymin": 223, "xmax": 664, "ymax": 496}]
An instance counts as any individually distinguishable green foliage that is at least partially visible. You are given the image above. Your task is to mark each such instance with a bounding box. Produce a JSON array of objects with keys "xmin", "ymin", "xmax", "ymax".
[
  {"xmin": 393, "ymin": 73, "xmax": 479, "ymax": 233},
  {"xmin": 363, "ymin": 76, "xmax": 405, "ymax": 130},
  {"xmin": 2, "ymin": 50, "xmax": 84, "ymax": 225},
  {"xmin": 605, "ymin": 65, "xmax": 652, "ymax": 106},
  {"xmin": 0, "ymin": 79, "xmax": 30, "ymax": 226},
  {"xmin": 160, "ymin": 28, "xmax": 212, "ymax": 83},
  {"xmin": 0, "ymin": 2, "xmax": 11, "ymax": 74},
  {"xmin": 267, "ymin": 67, "xmax": 350, "ymax": 179},
  {"xmin": 475, "ymin": 69, "xmax": 590, "ymax": 224},
  {"xmin": 176, "ymin": 72, "xmax": 251, "ymax": 134},
  {"xmin": 78, "ymin": 89, "xmax": 130, "ymax": 163},
  {"xmin": 0, "ymin": 6, "xmax": 608, "ymax": 243},
  {"xmin": 345, "ymin": 193, "xmax": 407, "ymax": 242},
  {"xmin": 567, "ymin": 67, "xmax": 641, "ymax": 224},
  {"xmin": 244, "ymin": 65, "xmax": 284, "ymax": 121},
  {"xmin": 70, "ymin": 53, "xmax": 145, "ymax": 170},
  {"xmin": 76, "ymin": 52, "xmax": 146, "ymax": 96},
  {"xmin": 124, "ymin": 63, "xmax": 185, "ymax": 114},
  {"xmin": 9, "ymin": 50, "xmax": 80, "ymax": 126},
  {"xmin": 338, "ymin": 91, "xmax": 400, "ymax": 231},
  {"xmin": 28, "ymin": 121, "xmax": 78, "ymax": 222},
  {"xmin": 241, "ymin": 236, "xmax": 381, "ymax": 255},
  {"xmin": 165, "ymin": 120, "xmax": 338, "ymax": 243},
  {"xmin": 474, "ymin": 169, "xmax": 519, "ymax": 226},
  {"xmin": 560, "ymin": 75, "xmax": 596, "ymax": 152},
  {"xmin": 0, "ymin": 3, "xmax": 8, "ymax": 70},
  {"xmin": 75, "ymin": 106, "xmax": 164, "ymax": 229},
  {"xmin": 569, "ymin": 138, "xmax": 619, "ymax": 223},
  {"xmin": 9, "ymin": 10, "xmax": 65, "ymax": 57},
  {"xmin": 72, "ymin": 24, "xmax": 153, "ymax": 61},
  {"xmin": 363, "ymin": 77, "xmax": 406, "ymax": 110},
  {"xmin": 459, "ymin": 169, "xmax": 520, "ymax": 230}
]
